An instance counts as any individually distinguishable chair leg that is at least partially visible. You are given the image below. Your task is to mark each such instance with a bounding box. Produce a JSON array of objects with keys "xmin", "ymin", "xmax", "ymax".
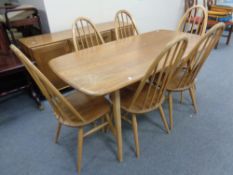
[
  {"xmin": 54, "ymin": 122, "xmax": 62, "ymax": 143},
  {"xmin": 226, "ymin": 24, "xmax": 233, "ymax": 45},
  {"xmin": 105, "ymin": 114, "xmax": 116, "ymax": 137},
  {"xmin": 158, "ymin": 105, "xmax": 170, "ymax": 134},
  {"xmin": 77, "ymin": 127, "xmax": 84, "ymax": 174},
  {"xmin": 189, "ymin": 87, "xmax": 198, "ymax": 113},
  {"xmin": 180, "ymin": 91, "xmax": 183, "ymax": 104},
  {"xmin": 168, "ymin": 92, "xmax": 174, "ymax": 130},
  {"xmin": 101, "ymin": 118, "xmax": 106, "ymax": 132},
  {"xmin": 132, "ymin": 114, "xmax": 140, "ymax": 158}
]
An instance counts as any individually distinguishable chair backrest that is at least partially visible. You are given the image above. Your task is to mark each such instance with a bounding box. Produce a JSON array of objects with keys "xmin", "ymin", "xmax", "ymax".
[
  {"xmin": 128, "ymin": 36, "xmax": 188, "ymax": 111},
  {"xmin": 185, "ymin": 0, "xmax": 198, "ymax": 12},
  {"xmin": 10, "ymin": 44, "xmax": 86, "ymax": 124},
  {"xmin": 172, "ymin": 22, "xmax": 225, "ymax": 89},
  {"xmin": 177, "ymin": 5, "xmax": 208, "ymax": 36},
  {"xmin": 114, "ymin": 10, "xmax": 139, "ymax": 40},
  {"xmin": 72, "ymin": 17, "xmax": 104, "ymax": 51},
  {"xmin": 203, "ymin": 0, "xmax": 216, "ymax": 10}
]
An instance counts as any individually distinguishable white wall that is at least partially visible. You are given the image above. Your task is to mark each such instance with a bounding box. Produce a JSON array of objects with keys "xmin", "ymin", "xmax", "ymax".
[
  {"xmin": 44, "ymin": 0, "xmax": 184, "ymax": 33},
  {"xmin": 13, "ymin": 0, "xmax": 50, "ymax": 32}
]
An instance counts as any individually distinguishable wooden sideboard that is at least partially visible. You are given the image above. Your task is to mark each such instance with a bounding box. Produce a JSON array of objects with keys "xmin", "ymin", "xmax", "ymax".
[{"xmin": 19, "ymin": 21, "xmax": 117, "ymax": 90}]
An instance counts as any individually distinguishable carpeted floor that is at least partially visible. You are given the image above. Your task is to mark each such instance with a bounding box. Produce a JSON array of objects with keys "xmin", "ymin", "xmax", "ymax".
[{"xmin": 1, "ymin": 39, "xmax": 233, "ymax": 175}]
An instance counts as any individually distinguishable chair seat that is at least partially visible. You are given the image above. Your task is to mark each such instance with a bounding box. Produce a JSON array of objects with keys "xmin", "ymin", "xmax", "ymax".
[
  {"xmin": 59, "ymin": 90, "xmax": 110, "ymax": 127},
  {"xmin": 120, "ymin": 83, "xmax": 164, "ymax": 114},
  {"xmin": 166, "ymin": 69, "xmax": 193, "ymax": 91}
]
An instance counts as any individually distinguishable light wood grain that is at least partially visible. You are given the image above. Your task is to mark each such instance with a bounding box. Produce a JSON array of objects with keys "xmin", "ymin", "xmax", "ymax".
[
  {"xmin": 10, "ymin": 45, "xmax": 115, "ymax": 174},
  {"xmin": 50, "ymin": 30, "xmax": 200, "ymax": 96},
  {"xmin": 19, "ymin": 21, "xmax": 117, "ymax": 90},
  {"xmin": 50, "ymin": 30, "xmax": 200, "ymax": 161},
  {"xmin": 167, "ymin": 23, "xmax": 225, "ymax": 129},
  {"xmin": 19, "ymin": 21, "xmax": 115, "ymax": 49},
  {"xmin": 114, "ymin": 9, "xmax": 139, "ymax": 40},
  {"xmin": 118, "ymin": 35, "xmax": 188, "ymax": 157},
  {"xmin": 72, "ymin": 17, "xmax": 104, "ymax": 51}
]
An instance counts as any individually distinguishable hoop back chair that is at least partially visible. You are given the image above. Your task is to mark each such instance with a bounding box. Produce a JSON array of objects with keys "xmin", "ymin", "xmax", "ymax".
[
  {"xmin": 177, "ymin": 5, "xmax": 208, "ymax": 36},
  {"xmin": 10, "ymin": 44, "xmax": 115, "ymax": 174},
  {"xmin": 185, "ymin": 0, "xmax": 197, "ymax": 12},
  {"xmin": 167, "ymin": 23, "xmax": 225, "ymax": 129},
  {"xmin": 114, "ymin": 10, "xmax": 139, "ymax": 40},
  {"xmin": 119, "ymin": 36, "xmax": 188, "ymax": 157},
  {"xmin": 72, "ymin": 17, "xmax": 104, "ymax": 51}
]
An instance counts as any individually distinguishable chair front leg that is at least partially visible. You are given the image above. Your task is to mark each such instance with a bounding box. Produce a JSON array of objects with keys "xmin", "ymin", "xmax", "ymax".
[
  {"xmin": 180, "ymin": 91, "xmax": 184, "ymax": 104},
  {"xmin": 132, "ymin": 114, "xmax": 140, "ymax": 158},
  {"xmin": 54, "ymin": 122, "xmax": 62, "ymax": 143},
  {"xmin": 189, "ymin": 87, "xmax": 198, "ymax": 113},
  {"xmin": 158, "ymin": 105, "xmax": 170, "ymax": 134},
  {"xmin": 77, "ymin": 127, "xmax": 84, "ymax": 174},
  {"xmin": 168, "ymin": 92, "xmax": 174, "ymax": 130},
  {"xmin": 105, "ymin": 114, "xmax": 116, "ymax": 137}
]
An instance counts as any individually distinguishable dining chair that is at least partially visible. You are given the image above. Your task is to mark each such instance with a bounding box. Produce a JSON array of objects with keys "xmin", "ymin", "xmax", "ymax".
[
  {"xmin": 10, "ymin": 45, "xmax": 115, "ymax": 174},
  {"xmin": 114, "ymin": 9, "xmax": 139, "ymax": 40},
  {"xmin": 72, "ymin": 17, "xmax": 104, "ymax": 51},
  {"xmin": 177, "ymin": 5, "xmax": 208, "ymax": 36},
  {"xmin": 118, "ymin": 36, "xmax": 188, "ymax": 157},
  {"xmin": 167, "ymin": 23, "xmax": 225, "ymax": 129}
]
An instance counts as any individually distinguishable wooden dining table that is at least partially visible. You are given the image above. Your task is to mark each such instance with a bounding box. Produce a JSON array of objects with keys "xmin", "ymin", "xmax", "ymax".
[{"xmin": 49, "ymin": 29, "xmax": 201, "ymax": 162}]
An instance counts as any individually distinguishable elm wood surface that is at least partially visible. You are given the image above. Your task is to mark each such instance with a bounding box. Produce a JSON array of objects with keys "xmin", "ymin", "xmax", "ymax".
[
  {"xmin": 10, "ymin": 45, "xmax": 115, "ymax": 174},
  {"xmin": 19, "ymin": 22, "xmax": 115, "ymax": 49},
  {"xmin": 119, "ymin": 36, "xmax": 188, "ymax": 157},
  {"xmin": 19, "ymin": 21, "xmax": 117, "ymax": 90},
  {"xmin": 50, "ymin": 30, "xmax": 201, "ymax": 161},
  {"xmin": 167, "ymin": 23, "xmax": 225, "ymax": 129}
]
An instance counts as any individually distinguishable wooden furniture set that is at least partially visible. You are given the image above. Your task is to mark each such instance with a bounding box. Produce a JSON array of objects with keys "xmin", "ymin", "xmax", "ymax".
[
  {"xmin": 20, "ymin": 22, "xmax": 119, "ymax": 90},
  {"xmin": 11, "ymin": 7, "xmax": 225, "ymax": 174}
]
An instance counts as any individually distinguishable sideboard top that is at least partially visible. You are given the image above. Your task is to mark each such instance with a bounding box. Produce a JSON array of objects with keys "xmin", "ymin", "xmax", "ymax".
[{"xmin": 19, "ymin": 21, "xmax": 115, "ymax": 49}]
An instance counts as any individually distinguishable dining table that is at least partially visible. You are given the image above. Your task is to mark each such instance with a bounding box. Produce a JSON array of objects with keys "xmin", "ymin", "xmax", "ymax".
[{"xmin": 49, "ymin": 29, "xmax": 201, "ymax": 162}]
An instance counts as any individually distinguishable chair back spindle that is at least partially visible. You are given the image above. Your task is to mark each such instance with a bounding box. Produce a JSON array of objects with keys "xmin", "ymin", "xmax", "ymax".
[
  {"xmin": 128, "ymin": 36, "xmax": 188, "ymax": 111},
  {"xmin": 10, "ymin": 45, "xmax": 86, "ymax": 125},
  {"xmin": 173, "ymin": 23, "xmax": 225, "ymax": 89},
  {"xmin": 72, "ymin": 17, "xmax": 104, "ymax": 51},
  {"xmin": 114, "ymin": 10, "xmax": 139, "ymax": 40},
  {"xmin": 178, "ymin": 5, "xmax": 208, "ymax": 36}
]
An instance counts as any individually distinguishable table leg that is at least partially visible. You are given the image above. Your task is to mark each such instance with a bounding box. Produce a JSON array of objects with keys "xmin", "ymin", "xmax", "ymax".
[
  {"xmin": 226, "ymin": 25, "xmax": 233, "ymax": 45},
  {"xmin": 112, "ymin": 90, "xmax": 123, "ymax": 162}
]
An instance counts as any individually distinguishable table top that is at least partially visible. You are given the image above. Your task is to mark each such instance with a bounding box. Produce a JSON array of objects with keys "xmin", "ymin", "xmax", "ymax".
[
  {"xmin": 19, "ymin": 21, "xmax": 115, "ymax": 49},
  {"xmin": 50, "ymin": 30, "xmax": 200, "ymax": 96}
]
